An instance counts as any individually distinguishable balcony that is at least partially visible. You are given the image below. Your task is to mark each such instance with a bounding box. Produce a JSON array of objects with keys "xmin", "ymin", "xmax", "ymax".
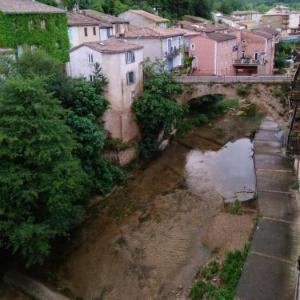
[
  {"xmin": 165, "ymin": 46, "xmax": 180, "ymax": 58},
  {"xmin": 233, "ymin": 58, "xmax": 262, "ymax": 67}
]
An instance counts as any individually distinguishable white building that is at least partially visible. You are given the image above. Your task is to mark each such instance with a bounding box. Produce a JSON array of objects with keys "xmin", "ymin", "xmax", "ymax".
[
  {"xmin": 67, "ymin": 12, "xmax": 112, "ymax": 48},
  {"xmin": 124, "ymin": 27, "xmax": 183, "ymax": 71},
  {"xmin": 68, "ymin": 39, "xmax": 143, "ymax": 149},
  {"xmin": 119, "ymin": 9, "xmax": 169, "ymax": 29}
]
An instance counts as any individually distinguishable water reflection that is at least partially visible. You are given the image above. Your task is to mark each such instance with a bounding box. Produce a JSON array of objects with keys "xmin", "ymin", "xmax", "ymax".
[{"xmin": 185, "ymin": 138, "xmax": 256, "ymax": 203}]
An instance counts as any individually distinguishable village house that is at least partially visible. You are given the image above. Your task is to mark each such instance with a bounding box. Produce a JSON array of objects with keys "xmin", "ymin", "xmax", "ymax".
[
  {"xmin": 233, "ymin": 29, "xmax": 275, "ymax": 75},
  {"xmin": 188, "ymin": 32, "xmax": 238, "ymax": 76},
  {"xmin": 82, "ymin": 9, "xmax": 129, "ymax": 36},
  {"xmin": 232, "ymin": 10, "xmax": 262, "ymax": 23},
  {"xmin": 67, "ymin": 12, "xmax": 113, "ymax": 48},
  {"xmin": 218, "ymin": 15, "xmax": 246, "ymax": 30},
  {"xmin": 261, "ymin": 5, "xmax": 300, "ymax": 35},
  {"xmin": 119, "ymin": 9, "xmax": 169, "ymax": 29},
  {"xmin": 124, "ymin": 27, "xmax": 183, "ymax": 71},
  {"xmin": 68, "ymin": 39, "xmax": 143, "ymax": 164},
  {"xmin": 0, "ymin": 0, "xmax": 69, "ymax": 62}
]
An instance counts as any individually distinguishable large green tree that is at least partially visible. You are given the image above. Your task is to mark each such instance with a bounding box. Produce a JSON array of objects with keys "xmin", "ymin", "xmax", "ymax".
[
  {"xmin": 0, "ymin": 76, "xmax": 88, "ymax": 266},
  {"xmin": 14, "ymin": 50, "xmax": 124, "ymax": 195},
  {"xmin": 132, "ymin": 60, "xmax": 185, "ymax": 159}
]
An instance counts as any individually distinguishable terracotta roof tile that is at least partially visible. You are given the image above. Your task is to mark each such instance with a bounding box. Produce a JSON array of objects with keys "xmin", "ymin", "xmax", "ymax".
[
  {"xmin": 67, "ymin": 12, "xmax": 104, "ymax": 26},
  {"xmin": 206, "ymin": 32, "xmax": 237, "ymax": 42},
  {"xmin": 126, "ymin": 10, "xmax": 169, "ymax": 23},
  {"xmin": 70, "ymin": 38, "xmax": 143, "ymax": 54},
  {"xmin": 124, "ymin": 26, "xmax": 183, "ymax": 39},
  {"xmin": 82, "ymin": 9, "xmax": 128, "ymax": 24},
  {"xmin": 0, "ymin": 0, "xmax": 64, "ymax": 14}
]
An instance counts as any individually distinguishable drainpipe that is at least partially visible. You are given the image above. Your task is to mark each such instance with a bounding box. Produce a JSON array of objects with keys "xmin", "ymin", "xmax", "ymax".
[{"xmin": 214, "ymin": 41, "xmax": 217, "ymax": 75}]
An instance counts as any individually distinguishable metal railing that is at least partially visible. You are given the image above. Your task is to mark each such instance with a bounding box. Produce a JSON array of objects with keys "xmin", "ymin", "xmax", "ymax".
[{"xmin": 233, "ymin": 58, "xmax": 262, "ymax": 66}]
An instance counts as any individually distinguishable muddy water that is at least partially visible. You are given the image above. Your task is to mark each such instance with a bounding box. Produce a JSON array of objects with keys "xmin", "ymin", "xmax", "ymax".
[
  {"xmin": 58, "ymin": 114, "xmax": 261, "ymax": 300},
  {"xmin": 186, "ymin": 138, "xmax": 256, "ymax": 203}
]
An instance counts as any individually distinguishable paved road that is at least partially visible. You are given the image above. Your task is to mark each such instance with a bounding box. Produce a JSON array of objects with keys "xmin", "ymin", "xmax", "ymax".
[{"xmin": 236, "ymin": 117, "xmax": 300, "ymax": 300}]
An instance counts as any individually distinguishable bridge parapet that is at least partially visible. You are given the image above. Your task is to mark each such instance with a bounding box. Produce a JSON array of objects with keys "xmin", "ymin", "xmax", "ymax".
[{"xmin": 176, "ymin": 75, "xmax": 292, "ymax": 84}]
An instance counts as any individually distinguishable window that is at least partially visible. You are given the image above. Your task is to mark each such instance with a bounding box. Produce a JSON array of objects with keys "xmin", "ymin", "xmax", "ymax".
[
  {"xmin": 190, "ymin": 43, "xmax": 196, "ymax": 50},
  {"xmin": 17, "ymin": 45, "xmax": 23, "ymax": 57},
  {"xmin": 84, "ymin": 27, "xmax": 88, "ymax": 36},
  {"xmin": 93, "ymin": 27, "xmax": 96, "ymax": 35},
  {"xmin": 40, "ymin": 20, "xmax": 46, "ymax": 29},
  {"xmin": 254, "ymin": 52, "xmax": 258, "ymax": 60},
  {"xmin": 126, "ymin": 51, "xmax": 135, "ymax": 64},
  {"xmin": 28, "ymin": 19, "xmax": 33, "ymax": 29},
  {"xmin": 241, "ymin": 51, "xmax": 246, "ymax": 59},
  {"xmin": 127, "ymin": 71, "xmax": 135, "ymax": 85},
  {"xmin": 88, "ymin": 54, "xmax": 94, "ymax": 63},
  {"xmin": 89, "ymin": 75, "xmax": 96, "ymax": 82}
]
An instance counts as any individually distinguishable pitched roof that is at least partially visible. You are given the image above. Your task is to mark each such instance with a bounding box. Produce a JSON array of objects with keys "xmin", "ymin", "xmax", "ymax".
[
  {"xmin": 82, "ymin": 9, "xmax": 128, "ymax": 24},
  {"xmin": 0, "ymin": 0, "xmax": 64, "ymax": 14},
  {"xmin": 251, "ymin": 29, "xmax": 273, "ymax": 39},
  {"xmin": 206, "ymin": 32, "xmax": 237, "ymax": 42},
  {"xmin": 182, "ymin": 15, "xmax": 212, "ymax": 24},
  {"xmin": 67, "ymin": 12, "xmax": 105, "ymax": 26},
  {"xmin": 126, "ymin": 10, "xmax": 169, "ymax": 23},
  {"xmin": 124, "ymin": 26, "xmax": 183, "ymax": 39},
  {"xmin": 70, "ymin": 38, "xmax": 143, "ymax": 54},
  {"xmin": 171, "ymin": 27, "xmax": 200, "ymax": 37}
]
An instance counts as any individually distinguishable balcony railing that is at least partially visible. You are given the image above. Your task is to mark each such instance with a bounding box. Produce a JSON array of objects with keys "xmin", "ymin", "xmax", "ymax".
[
  {"xmin": 233, "ymin": 58, "xmax": 263, "ymax": 66},
  {"xmin": 165, "ymin": 46, "xmax": 180, "ymax": 58}
]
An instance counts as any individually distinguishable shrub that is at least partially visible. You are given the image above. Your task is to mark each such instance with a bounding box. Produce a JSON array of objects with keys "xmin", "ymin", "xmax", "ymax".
[
  {"xmin": 193, "ymin": 114, "xmax": 209, "ymax": 127},
  {"xmin": 214, "ymin": 97, "xmax": 239, "ymax": 114},
  {"xmin": 236, "ymin": 84, "xmax": 251, "ymax": 97}
]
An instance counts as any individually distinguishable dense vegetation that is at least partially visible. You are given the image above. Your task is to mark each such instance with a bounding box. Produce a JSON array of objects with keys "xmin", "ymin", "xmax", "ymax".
[
  {"xmin": 0, "ymin": 51, "xmax": 124, "ymax": 266},
  {"xmin": 190, "ymin": 244, "xmax": 250, "ymax": 300},
  {"xmin": 132, "ymin": 60, "xmax": 186, "ymax": 159},
  {"xmin": 39, "ymin": 0, "xmax": 300, "ymax": 19}
]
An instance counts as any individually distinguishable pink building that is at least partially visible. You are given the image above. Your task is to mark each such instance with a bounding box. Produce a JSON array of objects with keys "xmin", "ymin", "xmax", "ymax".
[
  {"xmin": 233, "ymin": 30, "xmax": 275, "ymax": 75},
  {"xmin": 189, "ymin": 32, "xmax": 238, "ymax": 75},
  {"xmin": 188, "ymin": 28, "xmax": 275, "ymax": 76}
]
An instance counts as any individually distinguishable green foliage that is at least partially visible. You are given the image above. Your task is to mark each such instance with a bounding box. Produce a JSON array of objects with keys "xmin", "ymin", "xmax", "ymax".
[
  {"xmin": 132, "ymin": 60, "xmax": 185, "ymax": 159},
  {"xmin": 190, "ymin": 244, "xmax": 250, "ymax": 300},
  {"xmin": 93, "ymin": 62, "xmax": 109, "ymax": 94},
  {"xmin": 12, "ymin": 50, "xmax": 123, "ymax": 195},
  {"xmin": 227, "ymin": 200, "xmax": 242, "ymax": 215},
  {"xmin": 214, "ymin": 97, "xmax": 240, "ymax": 114},
  {"xmin": 0, "ymin": 12, "xmax": 69, "ymax": 62},
  {"xmin": 236, "ymin": 84, "xmax": 251, "ymax": 97},
  {"xmin": 0, "ymin": 76, "xmax": 88, "ymax": 266},
  {"xmin": 274, "ymin": 41, "xmax": 293, "ymax": 70}
]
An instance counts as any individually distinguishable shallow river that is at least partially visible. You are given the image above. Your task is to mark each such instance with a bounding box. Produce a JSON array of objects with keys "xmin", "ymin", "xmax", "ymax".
[{"xmin": 57, "ymin": 114, "xmax": 261, "ymax": 300}]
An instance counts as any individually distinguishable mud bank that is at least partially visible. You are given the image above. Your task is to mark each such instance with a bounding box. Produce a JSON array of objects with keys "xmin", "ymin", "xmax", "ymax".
[{"xmin": 53, "ymin": 113, "xmax": 261, "ymax": 300}]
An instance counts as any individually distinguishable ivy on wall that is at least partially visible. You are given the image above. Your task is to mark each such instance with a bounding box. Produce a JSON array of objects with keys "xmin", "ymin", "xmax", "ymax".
[{"xmin": 0, "ymin": 12, "xmax": 69, "ymax": 62}]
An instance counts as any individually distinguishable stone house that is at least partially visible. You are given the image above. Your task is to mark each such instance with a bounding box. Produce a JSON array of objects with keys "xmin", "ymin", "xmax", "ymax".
[
  {"xmin": 68, "ymin": 39, "xmax": 143, "ymax": 164},
  {"xmin": 0, "ymin": 0, "xmax": 69, "ymax": 62},
  {"xmin": 233, "ymin": 30, "xmax": 275, "ymax": 75},
  {"xmin": 261, "ymin": 5, "xmax": 300, "ymax": 35},
  {"xmin": 119, "ymin": 9, "xmax": 169, "ymax": 29},
  {"xmin": 124, "ymin": 27, "xmax": 183, "ymax": 71},
  {"xmin": 67, "ymin": 12, "xmax": 112, "ymax": 48},
  {"xmin": 82, "ymin": 9, "xmax": 129, "ymax": 37},
  {"xmin": 188, "ymin": 32, "xmax": 238, "ymax": 76}
]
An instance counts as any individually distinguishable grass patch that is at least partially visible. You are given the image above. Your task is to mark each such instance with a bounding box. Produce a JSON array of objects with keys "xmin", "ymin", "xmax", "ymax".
[
  {"xmin": 226, "ymin": 200, "xmax": 242, "ymax": 215},
  {"xmin": 190, "ymin": 244, "xmax": 250, "ymax": 300}
]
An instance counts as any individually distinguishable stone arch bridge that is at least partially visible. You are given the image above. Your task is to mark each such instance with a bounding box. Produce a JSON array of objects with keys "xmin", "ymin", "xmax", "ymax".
[{"xmin": 175, "ymin": 75, "xmax": 292, "ymax": 103}]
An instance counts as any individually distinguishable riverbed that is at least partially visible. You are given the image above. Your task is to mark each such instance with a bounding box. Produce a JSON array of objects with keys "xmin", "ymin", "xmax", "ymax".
[{"xmin": 56, "ymin": 112, "xmax": 262, "ymax": 300}]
